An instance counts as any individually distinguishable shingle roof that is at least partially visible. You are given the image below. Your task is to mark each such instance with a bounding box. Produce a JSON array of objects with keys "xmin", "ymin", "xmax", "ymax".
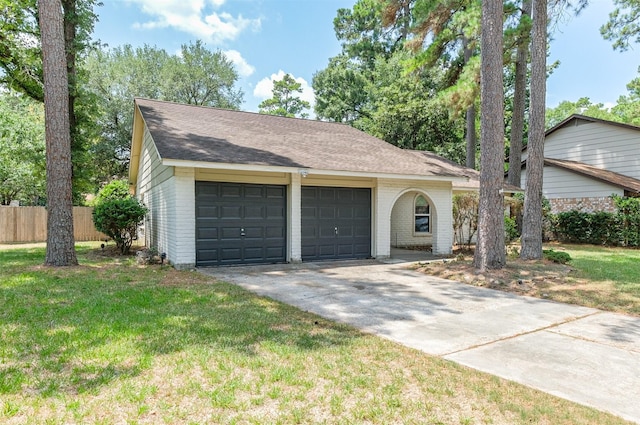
[
  {"xmin": 134, "ymin": 98, "xmax": 465, "ymax": 179},
  {"xmin": 543, "ymin": 157, "xmax": 640, "ymax": 193},
  {"xmin": 410, "ymin": 150, "xmax": 523, "ymax": 193},
  {"xmin": 546, "ymin": 114, "xmax": 640, "ymax": 138}
]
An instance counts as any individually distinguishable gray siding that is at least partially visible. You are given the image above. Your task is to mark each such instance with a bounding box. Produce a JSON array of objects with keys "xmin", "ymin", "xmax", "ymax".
[
  {"xmin": 522, "ymin": 165, "xmax": 624, "ymax": 199},
  {"xmin": 534, "ymin": 120, "xmax": 640, "ymax": 180}
]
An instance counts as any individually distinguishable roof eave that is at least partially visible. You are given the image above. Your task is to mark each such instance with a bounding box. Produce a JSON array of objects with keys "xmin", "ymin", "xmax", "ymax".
[{"xmin": 161, "ymin": 158, "xmax": 469, "ymax": 182}]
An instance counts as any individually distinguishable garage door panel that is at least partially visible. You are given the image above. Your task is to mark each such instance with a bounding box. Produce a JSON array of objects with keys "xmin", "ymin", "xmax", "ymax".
[
  {"xmin": 266, "ymin": 226, "xmax": 285, "ymax": 238},
  {"xmin": 266, "ymin": 206, "xmax": 285, "ymax": 219},
  {"xmin": 221, "ymin": 185, "xmax": 242, "ymax": 198},
  {"xmin": 196, "ymin": 182, "xmax": 286, "ymax": 266},
  {"xmin": 267, "ymin": 186, "xmax": 285, "ymax": 198},
  {"xmin": 197, "ymin": 205, "xmax": 218, "ymax": 217},
  {"xmin": 220, "ymin": 205, "xmax": 242, "ymax": 218},
  {"xmin": 244, "ymin": 227, "xmax": 264, "ymax": 238},
  {"xmin": 244, "ymin": 186, "xmax": 264, "ymax": 198},
  {"xmin": 319, "ymin": 207, "xmax": 335, "ymax": 219},
  {"xmin": 302, "ymin": 186, "xmax": 371, "ymax": 261},
  {"xmin": 244, "ymin": 205, "xmax": 264, "ymax": 219},
  {"xmin": 197, "ymin": 227, "xmax": 218, "ymax": 239},
  {"xmin": 301, "ymin": 207, "xmax": 316, "ymax": 218}
]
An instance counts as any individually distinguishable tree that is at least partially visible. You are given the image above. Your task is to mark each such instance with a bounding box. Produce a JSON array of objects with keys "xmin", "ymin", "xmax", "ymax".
[
  {"xmin": 601, "ymin": 0, "xmax": 640, "ymax": 51},
  {"xmin": 520, "ymin": 0, "xmax": 547, "ymax": 260},
  {"xmin": 613, "ymin": 75, "xmax": 640, "ymax": 125},
  {"xmin": 167, "ymin": 40, "xmax": 243, "ymax": 108},
  {"xmin": 0, "ymin": 93, "xmax": 46, "ymax": 205},
  {"xmin": 83, "ymin": 42, "xmax": 244, "ymax": 183},
  {"xmin": 39, "ymin": 0, "xmax": 78, "ymax": 266},
  {"xmin": 0, "ymin": 0, "xmax": 99, "ymax": 201},
  {"xmin": 507, "ymin": 0, "xmax": 532, "ymax": 187},
  {"xmin": 259, "ymin": 73, "xmax": 310, "ymax": 118},
  {"xmin": 473, "ymin": 0, "xmax": 505, "ymax": 270},
  {"xmin": 545, "ymin": 97, "xmax": 616, "ymax": 128}
]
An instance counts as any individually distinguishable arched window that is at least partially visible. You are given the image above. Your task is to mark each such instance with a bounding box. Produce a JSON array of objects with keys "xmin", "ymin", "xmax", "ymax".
[{"xmin": 414, "ymin": 195, "xmax": 430, "ymax": 233}]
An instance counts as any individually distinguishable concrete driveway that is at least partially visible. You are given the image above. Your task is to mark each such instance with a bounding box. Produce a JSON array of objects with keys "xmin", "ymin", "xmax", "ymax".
[{"xmin": 200, "ymin": 260, "xmax": 640, "ymax": 424}]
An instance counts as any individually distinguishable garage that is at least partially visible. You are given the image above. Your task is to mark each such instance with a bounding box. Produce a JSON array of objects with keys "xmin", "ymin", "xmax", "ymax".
[
  {"xmin": 301, "ymin": 186, "xmax": 371, "ymax": 261},
  {"xmin": 195, "ymin": 182, "xmax": 287, "ymax": 266}
]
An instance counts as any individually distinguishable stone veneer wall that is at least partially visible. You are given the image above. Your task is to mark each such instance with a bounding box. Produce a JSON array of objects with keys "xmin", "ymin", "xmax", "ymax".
[{"xmin": 549, "ymin": 197, "xmax": 616, "ymax": 214}]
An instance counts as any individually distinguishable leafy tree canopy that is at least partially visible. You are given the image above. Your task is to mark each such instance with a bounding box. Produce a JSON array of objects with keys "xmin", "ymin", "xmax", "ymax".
[
  {"xmin": 601, "ymin": 0, "xmax": 640, "ymax": 51},
  {"xmin": 82, "ymin": 41, "xmax": 244, "ymax": 183},
  {"xmin": 258, "ymin": 73, "xmax": 310, "ymax": 118},
  {"xmin": 0, "ymin": 92, "xmax": 46, "ymax": 205},
  {"xmin": 545, "ymin": 97, "xmax": 617, "ymax": 128}
]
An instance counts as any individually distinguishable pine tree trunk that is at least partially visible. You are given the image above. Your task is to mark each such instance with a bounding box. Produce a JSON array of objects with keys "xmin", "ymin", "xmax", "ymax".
[
  {"xmin": 507, "ymin": 0, "xmax": 532, "ymax": 188},
  {"xmin": 474, "ymin": 0, "xmax": 505, "ymax": 271},
  {"xmin": 464, "ymin": 38, "xmax": 477, "ymax": 170},
  {"xmin": 521, "ymin": 0, "xmax": 546, "ymax": 260},
  {"xmin": 39, "ymin": 0, "xmax": 78, "ymax": 266}
]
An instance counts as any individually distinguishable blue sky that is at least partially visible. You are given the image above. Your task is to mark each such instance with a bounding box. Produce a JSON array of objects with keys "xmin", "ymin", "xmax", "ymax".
[{"xmin": 92, "ymin": 0, "xmax": 639, "ymax": 113}]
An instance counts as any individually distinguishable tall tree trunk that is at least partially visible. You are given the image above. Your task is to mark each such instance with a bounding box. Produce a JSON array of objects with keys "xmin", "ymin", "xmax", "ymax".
[
  {"xmin": 474, "ymin": 0, "xmax": 506, "ymax": 270},
  {"xmin": 507, "ymin": 0, "xmax": 532, "ymax": 187},
  {"xmin": 39, "ymin": 0, "xmax": 78, "ymax": 266},
  {"xmin": 62, "ymin": 0, "xmax": 77, "ymax": 146},
  {"xmin": 464, "ymin": 38, "xmax": 477, "ymax": 169},
  {"xmin": 520, "ymin": 0, "xmax": 546, "ymax": 260}
]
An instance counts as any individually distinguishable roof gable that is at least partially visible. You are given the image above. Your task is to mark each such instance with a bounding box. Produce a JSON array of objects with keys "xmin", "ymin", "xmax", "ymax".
[
  {"xmin": 545, "ymin": 114, "xmax": 640, "ymax": 138},
  {"xmin": 133, "ymin": 98, "xmax": 464, "ymax": 179}
]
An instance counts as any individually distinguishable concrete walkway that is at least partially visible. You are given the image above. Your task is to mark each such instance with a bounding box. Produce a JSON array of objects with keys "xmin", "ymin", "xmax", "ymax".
[{"xmin": 200, "ymin": 260, "xmax": 640, "ymax": 424}]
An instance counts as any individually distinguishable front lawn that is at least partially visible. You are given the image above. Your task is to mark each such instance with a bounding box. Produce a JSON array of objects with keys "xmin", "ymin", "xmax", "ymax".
[
  {"xmin": 0, "ymin": 244, "xmax": 632, "ymax": 424},
  {"xmin": 419, "ymin": 244, "xmax": 640, "ymax": 316}
]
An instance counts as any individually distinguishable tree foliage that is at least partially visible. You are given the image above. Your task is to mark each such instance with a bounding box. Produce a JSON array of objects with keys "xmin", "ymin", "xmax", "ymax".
[
  {"xmin": 601, "ymin": 0, "xmax": 640, "ymax": 51},
  {"xmin": 0, "ymin": 93, "xmax": 46, "ymax": 205},
  {"xmin": 0, "ymin": 0, "xmax": 100, "ymax": 203},
  {"xmin": 313, "ymin": 0, "xmax": 466, "ymax": 164},
  {"xmin": 83, "ymin": 41, "xmax": 243, "ymax": 183},
  {"xmin": 258, "ymin": 73, "xmax": 310, "ymax": 118}
]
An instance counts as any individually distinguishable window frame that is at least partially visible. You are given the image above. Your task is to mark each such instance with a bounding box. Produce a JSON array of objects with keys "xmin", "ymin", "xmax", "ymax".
[{"xmin": 413, "ymin": 194, "xmax": 431, "ymax": 235}]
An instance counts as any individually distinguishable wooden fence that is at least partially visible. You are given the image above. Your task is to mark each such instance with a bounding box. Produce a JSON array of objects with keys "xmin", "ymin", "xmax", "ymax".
[{"xmin": 0, "ymin": 206, "xmax": 106, "ymax": 243}]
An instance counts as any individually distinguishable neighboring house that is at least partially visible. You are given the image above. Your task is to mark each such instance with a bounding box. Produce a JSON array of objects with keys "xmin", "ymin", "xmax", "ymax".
[
  {"xmin": 521, "ymin": 114, "xmax": 640, "ymax": 214},
  {"xmin": 128, "ymin": 98, "xmax": 471, "ymax": 268}
]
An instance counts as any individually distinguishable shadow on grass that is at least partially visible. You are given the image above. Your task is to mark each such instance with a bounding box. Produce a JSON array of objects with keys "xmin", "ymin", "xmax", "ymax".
[{"xmin": 0, "ymin": 248, "xmax": 361, "ymax": 397}]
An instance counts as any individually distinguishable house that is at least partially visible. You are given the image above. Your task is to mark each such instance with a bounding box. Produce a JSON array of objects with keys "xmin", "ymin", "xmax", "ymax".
[
  {"xmin": 128, "ymin": 98, "xmax": 471, "ymax": 268},
  {"xmin": 521, "ymin": 115, "xmax": 640, "ymax": 214}
]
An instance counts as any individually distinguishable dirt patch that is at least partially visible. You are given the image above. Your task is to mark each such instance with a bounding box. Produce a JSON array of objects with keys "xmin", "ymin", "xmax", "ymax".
[{"xmin": 414, "ymin": 251, "xmax": 578, "ymax": 299}]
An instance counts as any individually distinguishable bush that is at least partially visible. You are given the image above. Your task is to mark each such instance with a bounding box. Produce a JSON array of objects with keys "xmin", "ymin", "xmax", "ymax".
[
  {"xmin": 504, "ymin": 216, "xmax": 519, "ymax": 243},
  {"xmin": 93, "ymin": 197, "xmax": 147, "ymax": 254},
  {"xmin": 543, "ymin": 249, "xmax": 571, "ymax": 264},
  {"xmin": 93, "ymin": 180, "xmax": 130, "ymax": 205},
  {"xmin": 552, "ymin": 210, "xmax": 621, "ymax": 245},
  {"xmin": 452, "ymin": 192, "xmax": 479, "ymax": 247}
]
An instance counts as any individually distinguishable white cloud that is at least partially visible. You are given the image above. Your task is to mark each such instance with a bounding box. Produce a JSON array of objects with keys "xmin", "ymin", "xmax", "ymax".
[
  {"xmin": 253, "ymin": 70, "xmax": 315, "ymax": 108},
  {"xmin": 128, "ymin": 0, "xmax": 261, "ymax": 44},
  {"xmin": 223, "ymin": 50, "xmax": 255, "ymax": 77}
]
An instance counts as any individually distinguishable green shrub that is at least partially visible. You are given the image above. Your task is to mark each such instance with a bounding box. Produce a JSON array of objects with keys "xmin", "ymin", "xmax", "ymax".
[
  {"xmin": 543, "ymin": 249, "xmax": 571, "ymax": 264},
  {"xmin": 552, "ymin": 210, "xmax": 620, "ymax": 245},
  {"xmin": 504, "ymin": 216, "xmax": 519, "ymax": 243},
  {"xmin": 93, "ymin": 180, "xmax": 130, "ymax": 205},
  {"xmin": 93, "ymin": 197, "xmax": 147, "ymax": 254}
]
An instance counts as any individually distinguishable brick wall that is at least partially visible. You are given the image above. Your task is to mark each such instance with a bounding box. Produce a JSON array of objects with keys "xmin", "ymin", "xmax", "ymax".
[{"xmin": 549, "ymin": 196, "xmax": 616, "ymax": 214}]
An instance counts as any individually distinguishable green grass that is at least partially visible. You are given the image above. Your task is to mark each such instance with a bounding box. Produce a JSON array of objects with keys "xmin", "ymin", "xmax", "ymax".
[
  {"xmin": 0, "ymin": 243, "xmax": 632, "ymax": 424},
  {"xmin": 557, "ymin": 244, "xmax": 640, "ymax": 315}
]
